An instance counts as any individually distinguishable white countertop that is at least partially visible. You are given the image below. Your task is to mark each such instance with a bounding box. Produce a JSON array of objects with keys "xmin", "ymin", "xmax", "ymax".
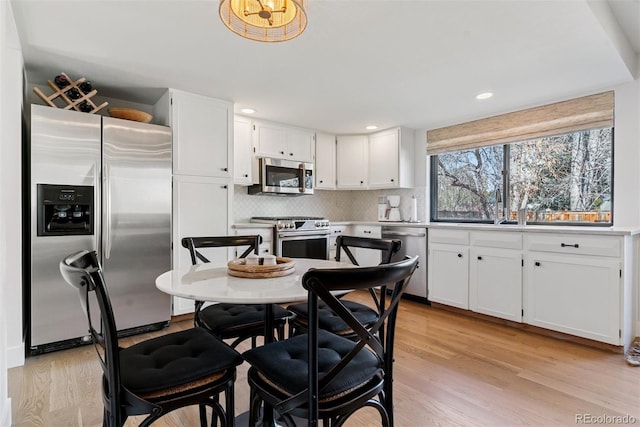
[{"xmin": 233, "ymin": 221, "xmax": 640, "ymax": 236}]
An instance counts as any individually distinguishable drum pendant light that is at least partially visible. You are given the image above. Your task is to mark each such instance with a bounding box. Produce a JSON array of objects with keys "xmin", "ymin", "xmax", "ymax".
[{"xmin": 219, "ymin": 0, "xmax": 308, "ymax": 42}]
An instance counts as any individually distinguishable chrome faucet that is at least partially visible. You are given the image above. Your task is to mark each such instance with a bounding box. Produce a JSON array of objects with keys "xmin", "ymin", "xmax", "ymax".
[{"xmin": 494, "ymin": 189, "xmax": 505, "ymax": 224}]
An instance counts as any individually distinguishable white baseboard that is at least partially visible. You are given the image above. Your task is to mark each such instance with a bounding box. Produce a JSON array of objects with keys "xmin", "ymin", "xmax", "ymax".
[
  {"xmin": 1, "ymin": 397, "xmax": 11, "ymax": 427},
  {"xmin": 7, "ymin": 342, "xmax": 24, "ymax": 368}
]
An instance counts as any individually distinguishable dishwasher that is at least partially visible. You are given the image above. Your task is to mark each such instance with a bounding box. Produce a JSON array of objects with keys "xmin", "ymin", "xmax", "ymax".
[{"xmin": 381, "ymin": 227, "xmax": 428, "ymax": 302}]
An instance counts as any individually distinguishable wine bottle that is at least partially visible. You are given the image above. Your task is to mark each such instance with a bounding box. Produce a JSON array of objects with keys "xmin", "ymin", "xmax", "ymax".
[
  {"xmin": 66, "ymin": 88, "xmax": 81, "ymax": 100},
  {"xmin": 78, "ymin": 101, "xmax": 93, "ymax": 113},
  {"xmin": 54, "ymin": 74, "xmax": 70, "ymax": 88},
  {"xmin": 79, "ymin": 81, "xmax": 93, "ymax": 94}
]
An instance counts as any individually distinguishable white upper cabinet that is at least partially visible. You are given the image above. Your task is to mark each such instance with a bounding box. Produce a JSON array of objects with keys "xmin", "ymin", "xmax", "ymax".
[
  {"xmin": 253, "ymin": 119, "xmax": 315, "ymax": 163},
  {"xmin": 233, "ymin": 115, "xmax": 253, "ymax": 185},
  {"xmin": 368, "ymin": 127, "xmax": 414, "ymax": 189},
  {"xmin": 315, "ymin": 132, "xmax": 336, "ymax": 189},
  {"xmin": 336, "ymin": 135, "xmax": 368, "ymax": 189},
  {"xmin": 170, "ymin": 90, "xmax": 232, "ymax": 178}
]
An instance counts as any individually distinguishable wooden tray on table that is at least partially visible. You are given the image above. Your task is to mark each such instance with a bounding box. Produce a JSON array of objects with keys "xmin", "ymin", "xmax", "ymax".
[{"xmin": 227, "ymin": 257, "xmax": 296, "ymax": 278}]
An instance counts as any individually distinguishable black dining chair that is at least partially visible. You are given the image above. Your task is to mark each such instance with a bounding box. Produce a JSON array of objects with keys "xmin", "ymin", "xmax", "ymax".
[
  {"xmin": 243, "ymin": 256, "xmax": 419, "ymax": 427},
  {"xmin": 59, "ymin": 250, "xmax": 243, "ymax": 427},
  {"xmin": 287, "ymin": 235, "xmax": 402, "ymax": 339},
  {"xmin": 181, "ymin": 236, "xmax": 290, "ymax": 348}
]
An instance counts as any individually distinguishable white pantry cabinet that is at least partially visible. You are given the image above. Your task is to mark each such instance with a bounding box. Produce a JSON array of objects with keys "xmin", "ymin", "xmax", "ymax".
[
  {"xmin": 233, "ymin": 115, "xmax": 253, "ymax": 185},
  {"xmin": 368, "ymin": 127, "xmax": 414, "ymax": 189},
  {"xmin": 172, "ymin": 175, "xmax": 232, "ymax": 315},
  {"xmin": 336, "ymin": 135, "xmax": 368, "ymax": 189},
  {"xmin": 428, "ymin": 229, "xmax": 470, "ymax": 309},
  {"xmin": 469, "ymin": 231, "xmax": 523, "ymax": 322},
  {"xmin": 315, "ymin": 132, "xmax": 336, "ymax": 189},
  {"xmin": 524, "ymin": 233, "xmax": 622, "ymax": 345},
  {"xmin": 170, "ymin": 90, "xmax": 232, "ymax": 179},
  {"xmin": 253, "ymin": 119, "xmax": 315, "ymax": 163}
]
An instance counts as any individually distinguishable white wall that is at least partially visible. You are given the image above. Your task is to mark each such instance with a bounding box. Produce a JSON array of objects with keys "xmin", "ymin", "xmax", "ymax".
[
  {"xmin": 0, "ymin": 0, "xmax": 22, "ymax": 423},
  {"xmin": 612, "ymin": 79, "xmax": 640, "ymax": 227}
]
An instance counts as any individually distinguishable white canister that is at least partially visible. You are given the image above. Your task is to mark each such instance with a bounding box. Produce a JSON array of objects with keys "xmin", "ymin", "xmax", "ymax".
[
  {"xmin": 262, "ymin": 254, "xmax": 277, "ymax": 265},
  {"xmin": 245, "ymin": 253, "xmax": 259, "ymax": 265}
]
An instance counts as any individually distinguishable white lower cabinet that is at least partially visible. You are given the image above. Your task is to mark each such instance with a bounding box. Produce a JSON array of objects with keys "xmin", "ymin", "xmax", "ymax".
[
  {"xmin": 428, "ymin": 243, "xmax": 469, "ymax": 309},
  {"xmin": 349, "ymin": 225, "xmax": 382, "ymax": 266},
  {"xmin": 429, "ymin": 228, "xmax": 625, "ymax": 346},
  {"xmin": 470, "ymin": 247, "xmax": 522, "ymax": 322},
  {"xmin": 428, "ymin": 229, "xmax": 470, "ymax": 309},
  {"xmin": 234, "ymin": 227, "xmax": 274, "ymax": 256},
  {"xmin": 172, "ymin": 175, "xmax": 231, "ymax": 315},
  {"xmin": 524, "ymin": 235, "xmax": 622, "ymax": 345},
  {"xmin": 329, "ymin": 224, "xmax": 348, "ymax": 261}
]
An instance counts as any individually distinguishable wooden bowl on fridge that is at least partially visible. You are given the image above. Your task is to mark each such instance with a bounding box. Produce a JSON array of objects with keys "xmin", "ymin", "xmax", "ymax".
[{"xmin": 108, "ymin": 107, "xmax": 153, "ymax": 123}]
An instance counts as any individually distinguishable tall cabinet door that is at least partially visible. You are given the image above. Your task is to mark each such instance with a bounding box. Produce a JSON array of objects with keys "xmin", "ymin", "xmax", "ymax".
[
  {"xmin": 336, "ymin": 135, "xmax": 368, "ymax": 189},
  {"xmin": 315, "ymin": 133, "xmax": 336, "ymax": 189},
  {"xmin": 172, "ymin": 175, "xmax": 232, "ymax": 315},
  {"xmin": 171, "ymin": 90, "xmax": 232, "ymax": 178}
]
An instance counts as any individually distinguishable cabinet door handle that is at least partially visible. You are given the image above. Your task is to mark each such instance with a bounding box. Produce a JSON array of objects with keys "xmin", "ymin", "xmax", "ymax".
[
  {"xmin": 535, "ymin": 261, "xmax": 541, "ymax": 266},
  {"xmin": 390, "ymin": 178, "xmax": 394, "ymax": 182},
  {"xmin": 222, "ymin": 167, "xmax": 228, "ymax": 172},
  {"xmin": 221, "ymin": 185, "xmax": 228, "ymax": 189},
  {"xmin": 364, "ymin": 230, "xmax": 372, "ymax": 234},
  {"xmin": 457, "ymin": 253, "xmax": 462, "ymax": 258},
  {"xmin": 319, "ymin": 180, "xmax": 324, "ymax": 183},
  {"xmin": 560, "ymin": 243, "xmax": 579, "ymax": 248},
  {"xmin": 360, "ymin": 180, "xmax": 364, "ymax": 184},
  {"xmin": 280, "ymin": 151, "xmax": 285, "ymax": 155},
  {"xmin": 477, "ymin": 256, "xmax": 482, "ymax": 260},
  {"xmin": 289, "ymin": 152, "xmax": 294, "ymax": 156}
]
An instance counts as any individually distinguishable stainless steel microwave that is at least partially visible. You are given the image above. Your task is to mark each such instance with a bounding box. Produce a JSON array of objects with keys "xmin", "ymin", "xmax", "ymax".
[{"xmin": 248, "ymin": 158, "xmax": 314, "ymax": 195}]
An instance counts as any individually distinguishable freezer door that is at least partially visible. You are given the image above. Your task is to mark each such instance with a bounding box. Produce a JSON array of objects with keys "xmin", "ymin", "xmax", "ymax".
[
  {"xmin": 30, "ymin": 105, "xmax": 101, "ymax": 348},
  {"xmin": 102, "ymin": 117, "xmax": 172, "ymax": 330}
]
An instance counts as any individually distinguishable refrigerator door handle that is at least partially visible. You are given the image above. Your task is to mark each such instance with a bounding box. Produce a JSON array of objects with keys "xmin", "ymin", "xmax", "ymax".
[
  {"xmin": 95, "ymin": 161, "xmax": 101, "ymax": 253},
  {"xmin": 103, "ymin": 162, "xmax": 112, "ymax": 259}
]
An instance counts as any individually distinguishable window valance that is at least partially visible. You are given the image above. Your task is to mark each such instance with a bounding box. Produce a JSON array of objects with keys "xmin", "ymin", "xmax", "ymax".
[{"xmin": 426, "ymin": 91, "xmax": 614, "ymax": 155}]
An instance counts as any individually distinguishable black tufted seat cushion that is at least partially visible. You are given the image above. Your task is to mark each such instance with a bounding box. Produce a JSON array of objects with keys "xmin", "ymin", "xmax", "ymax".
[
  {"xmin": 242, "ymin": 329, "xmax": 382, "ymax": 401},
  {"xmin": 198, "ymin": 303, "xmax": 290, "ymax": 334},
  {"xmin": 287, "ymin": 300, "xmax": 378, "ymax": 335},
  {"xmin": 119, "ymin": 327, "xmax": 243, "ymax": 395}
]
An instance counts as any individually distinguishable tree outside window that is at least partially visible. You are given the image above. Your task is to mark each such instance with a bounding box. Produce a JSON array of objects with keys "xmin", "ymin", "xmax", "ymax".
[{"xmin": 431, "ymin": 127, "xmax": 613, "ymax": 225}]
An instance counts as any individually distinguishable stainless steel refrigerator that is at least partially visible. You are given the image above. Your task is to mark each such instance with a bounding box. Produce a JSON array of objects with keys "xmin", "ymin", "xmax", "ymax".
[{"xmin": 28, "ymin": 104, "xmax": 172, "ymax": 354}]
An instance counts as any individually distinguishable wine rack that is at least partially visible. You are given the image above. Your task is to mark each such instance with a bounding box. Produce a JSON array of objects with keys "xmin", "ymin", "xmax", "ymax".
[{"xmin": 33, "ymin": 72, "xmax": 108, "ymax": 114}]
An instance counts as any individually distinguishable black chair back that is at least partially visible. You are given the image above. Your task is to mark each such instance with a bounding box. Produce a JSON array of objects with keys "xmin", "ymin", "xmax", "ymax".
[
  {"xmin": 181, "ymin": 235, "xmax": 262, "ymax": 265},
  {"xmin": 59, "ymin": 250, "xmax": 135, "ymax": 425},
  {"xmin": 60, "ymin": 250, "xmax": 243, "ymax": 426},
  {"xmin": 245, "ymin": 256, "xmax": 419, "ymax": 425},
  {"xmin": 303, "ymin": 256, "xmax": 418, "ymax": 423},
  {"xmin": 335, "ymin": 234, "xmax": 402, "ymax": 266}
]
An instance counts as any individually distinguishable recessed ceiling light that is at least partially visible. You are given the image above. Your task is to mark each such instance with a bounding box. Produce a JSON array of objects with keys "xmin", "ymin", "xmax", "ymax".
[
  {"xmin": 365, "ymin": 125, "xmax": 378, "ymax": 130},
  {"xmin": 240, "ymin": 108, "xmax": 256, "ymax": 114},
  {"xmin": 476, "ymin": 92, "xmax": 493, "ymax": 100}
]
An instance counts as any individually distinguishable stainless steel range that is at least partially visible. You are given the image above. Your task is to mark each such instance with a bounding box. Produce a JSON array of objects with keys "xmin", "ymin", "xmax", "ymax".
[{"xmin": 251, "ymin": 216, "xmax": 331, "ymax": 260}]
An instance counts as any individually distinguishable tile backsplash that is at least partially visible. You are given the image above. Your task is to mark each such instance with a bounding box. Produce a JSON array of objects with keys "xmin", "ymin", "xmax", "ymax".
[{"xmin": 233, "ymin": 186, "xmax": 428, "ymax": 223}]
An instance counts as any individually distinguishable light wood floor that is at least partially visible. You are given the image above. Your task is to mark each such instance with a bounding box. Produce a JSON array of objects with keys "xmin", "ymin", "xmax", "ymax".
[{"xmin": 9, "ymin": 291, "xmax": 640, "ymax": 426}]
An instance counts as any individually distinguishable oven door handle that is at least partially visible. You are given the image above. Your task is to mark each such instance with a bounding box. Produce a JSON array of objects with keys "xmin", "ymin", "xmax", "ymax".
[{"xmin": 278, "ymin": 230, "xmax": 330, "ymax": 239}]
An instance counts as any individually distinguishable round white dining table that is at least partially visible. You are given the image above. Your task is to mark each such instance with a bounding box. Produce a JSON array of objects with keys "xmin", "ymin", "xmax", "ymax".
[{"xmin": 155, "ymin": 258, "xmax": 352, "ymax": 305}]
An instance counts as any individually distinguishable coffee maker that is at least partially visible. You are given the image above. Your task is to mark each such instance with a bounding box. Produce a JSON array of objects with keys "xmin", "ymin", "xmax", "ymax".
[
  {"xmin": 377, "ymin": 196, "xmax": 389, "ymax": 221},
  {"xmin": 387, "ymin": 195, "xmax": 402, "ymax": 221}
]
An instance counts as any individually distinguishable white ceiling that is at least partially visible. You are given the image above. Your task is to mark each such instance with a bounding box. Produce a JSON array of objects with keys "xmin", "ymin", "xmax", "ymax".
[{"xmin": 10, "ymin": 0, "xmax": 640, "ymax": 135}]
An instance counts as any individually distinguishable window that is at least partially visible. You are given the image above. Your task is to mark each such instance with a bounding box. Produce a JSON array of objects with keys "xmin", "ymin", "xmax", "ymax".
[{"xmin": 431, "ymin": 127, "xmax": 613, "ymax": 225}]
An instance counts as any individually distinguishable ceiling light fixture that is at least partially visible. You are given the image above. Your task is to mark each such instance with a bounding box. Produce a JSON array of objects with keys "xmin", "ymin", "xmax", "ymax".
[
  {"xmin": 476, "ymin": 92, "xmax": 494, "ymax": 100},
  {"xmin": 365, "ymin": 125, "xmax": 378, "ymax": 130},
  {"xmin": 240, "ymin": 108, "xmax": 256, "ymax": 114},
  {"xmin": 219, "ymin": 0, "xmax": 308, "ymax": 43}
]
